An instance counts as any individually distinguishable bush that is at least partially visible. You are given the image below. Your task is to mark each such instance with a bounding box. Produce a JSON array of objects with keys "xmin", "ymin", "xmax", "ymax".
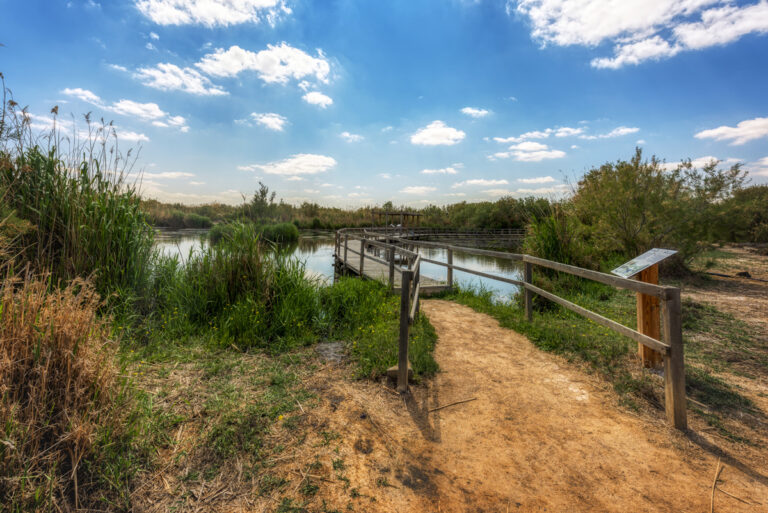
[{"xmin": 0, "ymin": 276, "xmax": 127, "ymax": 510}]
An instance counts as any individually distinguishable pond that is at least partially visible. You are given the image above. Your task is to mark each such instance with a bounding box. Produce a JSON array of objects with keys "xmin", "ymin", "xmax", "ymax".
[{"xmin": 154, "ymin": 229, "xmax": 522, "ymax": 300}]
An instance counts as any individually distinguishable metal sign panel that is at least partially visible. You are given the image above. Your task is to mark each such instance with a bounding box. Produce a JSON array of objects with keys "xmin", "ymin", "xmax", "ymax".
[{"xmin": 611, "ymin": 248, "xmax": 678, "ymax": 279}]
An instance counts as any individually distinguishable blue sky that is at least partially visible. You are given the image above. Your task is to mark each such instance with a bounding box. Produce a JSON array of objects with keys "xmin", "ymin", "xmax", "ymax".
[{"xmin": 1, "ymin": 0, "xmax": 768, "ymax": 206}]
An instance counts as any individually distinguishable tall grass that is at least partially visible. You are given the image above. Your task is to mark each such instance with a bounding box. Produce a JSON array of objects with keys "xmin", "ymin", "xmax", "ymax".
[
  {"xmin": 0, "ymin": 276, "xmax": 128, "ymax": 511},
  {"xmin": 0, "ymin": 97, "xmax": 154, "ymax": 302}
]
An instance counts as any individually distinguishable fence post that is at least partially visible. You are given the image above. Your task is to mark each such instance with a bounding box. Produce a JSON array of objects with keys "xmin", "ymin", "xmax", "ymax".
[
  {"xmin": 359, "ymin": 237, "xmax": 365, "ymax": 276},
  {"xmin": 398, "ymin": 270, "xmax": 413, "ymax": 393},
  {"xmin": 343, "ymin": 234, "xmax": 349, "ymax": 271},
  {"xmin": 663, "ymin": 288, "xmax": 687, "ymax": 430},
  {"xmin": 524, "ymin": 261, "xmax": 533, "ymax": 322},
  {"xmin": 447, "ymin": 248, "xmax": 453, "ymax": 289},
  {"xmin": 388, "ymin": 247, "xmax": 395, "ymax": 290}
]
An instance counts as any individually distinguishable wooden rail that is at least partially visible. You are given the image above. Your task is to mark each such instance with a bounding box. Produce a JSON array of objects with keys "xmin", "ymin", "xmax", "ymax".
[{"xmin": 334, "ymin": 228, "xmax": 687, "ymax": 429}]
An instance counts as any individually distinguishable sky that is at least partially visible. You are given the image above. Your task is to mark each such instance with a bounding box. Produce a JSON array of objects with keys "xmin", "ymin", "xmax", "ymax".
[{"xmin": 1, "ymin": 0, "xmax": 768, "ymax": 207}]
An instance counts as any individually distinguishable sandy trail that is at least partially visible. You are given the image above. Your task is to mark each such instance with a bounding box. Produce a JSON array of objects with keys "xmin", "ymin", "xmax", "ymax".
[{"xmin": 305, "ymin": 300, "xmax": 768, "ymax": 512}]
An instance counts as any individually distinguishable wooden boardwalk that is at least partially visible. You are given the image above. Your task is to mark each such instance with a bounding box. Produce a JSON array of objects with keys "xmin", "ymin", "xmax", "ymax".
[{"xmin": 337, "ymin": 240, "xmax": 448, "ymax": 293}]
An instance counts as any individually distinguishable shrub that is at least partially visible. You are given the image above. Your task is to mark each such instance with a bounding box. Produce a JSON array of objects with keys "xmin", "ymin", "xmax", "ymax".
[{"xmin": 0, "ymin": 276, "xmax": 126, "ymax": 510}]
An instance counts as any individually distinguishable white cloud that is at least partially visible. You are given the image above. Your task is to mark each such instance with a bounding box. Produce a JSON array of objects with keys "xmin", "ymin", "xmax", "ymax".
[
  {"xmin": 240, "ymin": 153, "xmax": 337, "ymax": 176},
  {"xmin": 400, "ymin": 186, "xmax": 437, "ymax": 195},
  {"xmin": 518, "ymin": 176, "xmax": 555, "ymax": 184},
  {"xmin": 513, "ymin": 0, "xmax": 768, "ymax": 69},
  {"xmin": 109, "ymin": 64, "xmax": 128, "ymax": 72},
  {"xmin": 285, "ymin": 176, "xmax": 304, "ymax": 181},
  {"xmin": 378, "ymin": 173, "xmax": 392, "ymax": 179},
  {"xmin": 110, "ymin": 99, "xmax": 166, "ymax": 120},
  {"xmin": 251, "ymin": 112, "xmax": 288, "ymax": 131},
  {"xmin": 143, "ymin": 171, "xmax": 194, "ymax": 179},
  {"xmin": 421, "ymin": 167, "xmax": 459, "ymax": 175},
  {"xmin": 570, "ymin": 144, "xmax": 580, "ymax": 149},
  {"xmin": 554, "ymin": 126, "xmax": 584, "ymax": 137},
  {"xmin": 196, "ymin": 43, "xmax": 330, "ymax": 85},
  {"xmin": 452, "ymin": 179, "xmax": 509, "ymax": 188},
  {"xmin": 637, "ymin": 139, "xmax": 647, "ymax": 144},
  {"xmin": 189, "ymin": 181, "xmax": 205, "ymax": 185},
  {"xmin": 461, "ymin": 107, "xmax": 491, "ymax": 118},
  {"xmin": 496, "ymin": 139, "xmax": 566, "ymax": 162},
  {"xmin": 145, "ymin": 42, "xmax": 157, "ymax": 51},
  {"xmin": 509, "ymin": 141, "xmax": 548, "ymax": 151},
  {"xmin": 444, "ymin": 192, "xmax": 467, "ymax": 197},
  {"xmin": 302, "ymin": 91, "xmax": 333, "ymax": 108},
  {"xmin": 695, "ymin": 117, "xmax": 768, "ymax": 145},
  {"xmin": 515, "ymin": 185, "xmax": 570, "ymax": 195},
  {"xmin": 410, "ymin": 120, "xmax": 466, "ymax": 146},
  {"xmin": 61, "ymin": 87, "xmax": 103, "ymax": 105},
  {"xmin": 136, "ymin": 0, "xmax": 291, "ymax": 27},
  {"xmin": 134, "ymin": 63, "xmax": 228, "ymax": 95},
  {"xmin": 149, "ymin": 31, "xmax": 159, "ymax": 40},
  {"xmin": 340, "ymin": 131, "xmax": 363, "ymax": 142},
  {"xmin": 482, "ymin": 188, "xmax": 514, "ymax": 196},
  {"xmin": 513, "ymin": 149, "xmax": 566, "ymax": 162},
  {"xmin": 119, "ymin": 130, "xmax": 150, "ymax": 142},
  {"xmin": 579, "ymin": 126, "xmax": 640, "ymax": 139}
]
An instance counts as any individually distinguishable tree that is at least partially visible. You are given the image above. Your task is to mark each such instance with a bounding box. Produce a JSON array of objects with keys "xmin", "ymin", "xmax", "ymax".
[{"xmin": 572, "ymin": 148, "xmax": 746, "ymax": 265}]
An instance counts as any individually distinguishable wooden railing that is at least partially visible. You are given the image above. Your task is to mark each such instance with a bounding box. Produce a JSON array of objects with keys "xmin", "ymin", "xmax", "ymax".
[{"xmin": 335, "ymin": 229, "xmax": 687, "ymax": 430}]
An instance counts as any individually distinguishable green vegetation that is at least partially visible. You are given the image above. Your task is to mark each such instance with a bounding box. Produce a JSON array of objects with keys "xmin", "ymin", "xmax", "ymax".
[{"xmin": 0, "ymin": 84, "xmax": 437, "ymax": 511}]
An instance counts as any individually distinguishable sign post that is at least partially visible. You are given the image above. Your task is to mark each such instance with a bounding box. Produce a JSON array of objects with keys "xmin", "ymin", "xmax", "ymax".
[{"xmin": 612, "ymin": 248, "xmax": 677, "ymax": 369}]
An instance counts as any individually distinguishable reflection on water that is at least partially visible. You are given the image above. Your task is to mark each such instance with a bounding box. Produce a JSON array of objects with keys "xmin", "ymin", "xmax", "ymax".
[{"xmin": 154, "ymin": 229, "xmax": 521, "ymax": 299}]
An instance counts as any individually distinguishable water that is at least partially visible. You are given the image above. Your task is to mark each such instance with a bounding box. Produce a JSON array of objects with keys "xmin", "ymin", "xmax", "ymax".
[{"xmin": 154, "ymin": 229, "xmax": 522, "ymax": 300}]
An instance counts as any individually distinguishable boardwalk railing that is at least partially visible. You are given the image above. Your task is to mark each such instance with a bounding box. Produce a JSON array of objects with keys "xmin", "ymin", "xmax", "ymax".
[{"xmin": 335, "ymin": 228, "xmax": 686, "ymax": 430}]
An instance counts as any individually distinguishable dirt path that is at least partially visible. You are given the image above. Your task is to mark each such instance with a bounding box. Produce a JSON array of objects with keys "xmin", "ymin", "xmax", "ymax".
[{"xmin": 298, "ymin": 300, "xmax": 768, "ymax": 512}]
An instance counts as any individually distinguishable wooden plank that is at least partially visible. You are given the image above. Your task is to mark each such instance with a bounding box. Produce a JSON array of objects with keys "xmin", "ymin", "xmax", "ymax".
[
  {"xmin": 409, "ymin": 279, "xmax": 421, "ymax": 322},
  {"xmin": 663, "ymin": 288, "xmax": 687, "ymax": 430},
  {"xmin": 524, "ymin": 283, "xmax": 671, "ymax": 354},
  {"xmin": 636, "ymin": 264, "xmax": 663, "ymax": 368},
  {"xmin": 447, "ymin": 248, "xmax": 453, "ymax": 288},
  {"xmin": 523, "ymin": 255, "xmax": 670, "ymax": 299},
  {"xmin": 388, "ymin": 247, "xmax": 395, "ymax": 289},
  {"xmin": 398, "ymin": 271, "xmax": 412, "ymax": 393}
]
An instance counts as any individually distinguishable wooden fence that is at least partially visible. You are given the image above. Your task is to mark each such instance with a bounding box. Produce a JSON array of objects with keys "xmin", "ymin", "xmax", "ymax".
[{"xmin": 334, "ymin": 229, "xmax": 687, "ymax": 430}]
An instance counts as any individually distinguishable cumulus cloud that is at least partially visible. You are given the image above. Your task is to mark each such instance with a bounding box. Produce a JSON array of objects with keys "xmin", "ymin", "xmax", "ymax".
[
  {"xmin": 340, "ymin": 131, "xmax": 363, "ymax": 142},
  {"xmin": 119, "ymin": 130, "xmax": 150, "ymax": 142},
  {"xmin": 302, "ymin": 91, "xmax": 333, "ymax": 108},
  {"xmin": 512, "ymin": 0, "xmax": 768, "ymax": 69},
  {"xmin": 135, "ymin": 0, "xmax": 291, "ymax": 27},
  {"xmin": 239, "ymin": 153, "xmax": 337, "ymax": 176},
  {"xmin": 196, "ymin": 43, "xmax": 330, "ymax": 84},
  {"xmin": 111, "ymin": 99, "xmax": 166, "ymax": 119},
  {"xmin": 61, "ymin": 87, "xmax": 103, "ymax": 105},
  {"xmin": 411, "ymin": 121, "xmax": 466, "ymax": 146},
  {"xmin": 134, "ymin": 63, "xmax": 228, "ymax": 95},
  {"xmin": 252, "ymin": 112, "xmax": 288, "ymax": 131},
  {"xmin": 461, "ymin": 107, "xmax": 491, "ymax": 118},
  {"xmin": 695, "ymin": 117, "xmax": 768, "ymax": 145},
  {"xmin": 400, "ymin": 186, "xmax": 437, "ymax": 195},
  {"xmin": 510, "ymin": 141, "xmax": 548, "ymax": 152},
  {"xmin": 62, "ymin": 87, "xmax": 189, "ymax": 131},
  {"xmin": 143, "ymin": 171, "xmax": 195, "ymax": 179},
  {"xmin": 493, "ymin": 126, "xmax": 583, "ymax": 144},
  {"xmin": 452, "ymin": 179, "xmax": 508, "ymax": 188},
  {"xmin": 518, "ymin": 176, "xmax": 556, "ymax": 184},
  {"xmin": 421, "ymin": 167, "xmax": 459, "ymax": 175},
  {"xmin": 579, "ymin": 126, "xmax": 640, "ymax": 140}
]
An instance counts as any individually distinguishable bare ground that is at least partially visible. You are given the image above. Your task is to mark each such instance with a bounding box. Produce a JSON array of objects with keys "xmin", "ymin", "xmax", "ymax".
[{"xmin": 213, "ymin": 300, "xmax": 767, "ymax": 512}]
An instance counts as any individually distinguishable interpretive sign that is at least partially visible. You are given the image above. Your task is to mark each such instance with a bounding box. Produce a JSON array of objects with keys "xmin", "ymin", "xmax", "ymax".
[{"xmin": 611, "ymin": 248, "xmax": 678, "ymax": 279}]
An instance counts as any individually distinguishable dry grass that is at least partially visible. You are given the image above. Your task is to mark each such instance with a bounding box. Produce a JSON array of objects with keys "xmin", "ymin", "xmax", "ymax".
[{"xmin": 0, "ymin": 275, "xmax": 121, "ymax": 511}]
